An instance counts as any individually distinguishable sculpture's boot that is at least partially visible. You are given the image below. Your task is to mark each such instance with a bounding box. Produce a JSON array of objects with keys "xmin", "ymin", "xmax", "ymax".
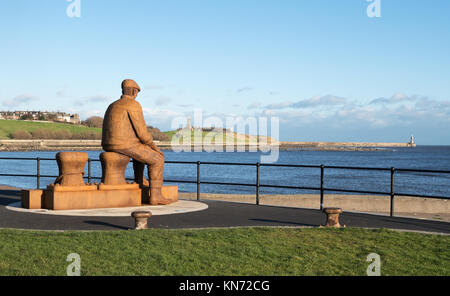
[
  {"xmin": 133, "ymin": 160, "xmax": 149, "ymax": 187},
  {"xmin": 149, "ymin": 180, "xmax": 171, "ymax": 205}
]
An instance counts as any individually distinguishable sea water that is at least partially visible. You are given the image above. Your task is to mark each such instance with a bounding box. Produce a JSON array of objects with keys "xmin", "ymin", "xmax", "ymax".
[{"xmin": 0, "ymin": 146, "xmax": 449, "ymax": 197}]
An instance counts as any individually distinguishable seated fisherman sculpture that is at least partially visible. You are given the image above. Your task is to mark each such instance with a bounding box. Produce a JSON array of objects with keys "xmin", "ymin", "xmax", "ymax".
[
  {"xmin": 102, "ymin": 79, "xmax": 171, "ymax": 205},
  {"xmin": 20, "ymin": 79, "xmax": 178, "ymax": 210}
]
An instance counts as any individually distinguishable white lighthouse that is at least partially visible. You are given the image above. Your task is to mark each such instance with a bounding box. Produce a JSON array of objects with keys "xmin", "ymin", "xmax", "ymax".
[
  {"xmin": 409, "ymin": 135, "xmax": 416, "ymax": 147},
  {"xmin": 186, "ymin": 115, "xmax": 192, "ymax": 130}
]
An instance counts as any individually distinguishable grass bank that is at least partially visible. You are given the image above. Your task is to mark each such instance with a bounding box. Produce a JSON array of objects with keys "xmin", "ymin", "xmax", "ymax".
[
  {"xmin": 0, "ymin": 227, "xmax": 448, "ymax": 276},
  {"xmin": 0, "ymin": 120, "xmax": 269, "ymax": 143},
  {"xmin": 0, "ymin": 120, "xmax": 101, "ymax": 139}
]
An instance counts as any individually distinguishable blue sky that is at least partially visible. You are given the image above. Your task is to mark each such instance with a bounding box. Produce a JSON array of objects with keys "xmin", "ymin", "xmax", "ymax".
[{"xmin": 1, "ymin": 0, "xmax": 449, "ymax": 144}]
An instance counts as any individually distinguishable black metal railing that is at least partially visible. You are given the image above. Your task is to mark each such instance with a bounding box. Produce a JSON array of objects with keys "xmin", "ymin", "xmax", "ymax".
[{"xmin": 1, "ymin": 157, "xmax": 449, "ymax": 217}]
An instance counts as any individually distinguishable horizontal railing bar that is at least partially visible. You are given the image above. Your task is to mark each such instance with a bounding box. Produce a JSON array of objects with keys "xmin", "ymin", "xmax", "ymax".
[
  {"xmin": 84, "ymin": 177, "xmax": 207, "ymax": 185},
  {"xmin": 324, "ymin": 166, "xmax": 391, "ymax": 171},
  {"xmin": 38, "ymin": 175, "xmax": 59, "ymax": 178},
  {"xmin": 0, "ymin": 157, "xmax": 56, "ymax": 161},
  {"xmin": 199, "ymin": 181, "xmax": 256, "ymax": 186},
  {"xmin": 0, "ymin": 174, "xmax": 38, "ymax": 177},
  {"xmin": 163, "ymin": 179, "xmax": 197, "ymax": 184},
  {"xmin": 324, "ymin": 187, "xmax": 390, "ymax": 195},
  {"xmin": 395, "ymin": 168, "xmax": 450, "ymax": 174},
  {"xmin": 78, "ymin": 176, "xmax": 199, "ymax": 185},
  {"xmin": 0, "ymin": 157, "xmax": 40, "ymax": 161},
  {"xmin": 261, "ymin": 163, "xmax": 321, "ymax": 168}
]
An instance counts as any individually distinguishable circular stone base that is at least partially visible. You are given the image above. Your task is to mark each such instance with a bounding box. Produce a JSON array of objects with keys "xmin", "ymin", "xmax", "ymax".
[{"xmin": 6, "ymin": 200, "xmax": 208, "ymax": 217}]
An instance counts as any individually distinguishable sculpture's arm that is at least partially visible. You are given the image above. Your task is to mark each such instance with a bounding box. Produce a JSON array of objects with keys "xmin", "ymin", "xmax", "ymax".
[{"xmin": 128, "ymin": 107, "xmax": 153, "ymax": 146}]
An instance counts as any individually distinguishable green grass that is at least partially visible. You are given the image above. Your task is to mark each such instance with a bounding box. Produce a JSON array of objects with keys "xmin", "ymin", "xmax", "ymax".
[
  {"xmin": 0, "ymin": 227, "xmax": 448, "ymax": 276},
  {"xmin": 165, "ymin": 129, "xmax": 270, "ymax": 144},
  {"xmin": 0, "ymin": 120, "xmax": 262, "ymax": 143},
  {"xmin": 0, "ymin": 120, "xmax": 101, "ymax": 139}
]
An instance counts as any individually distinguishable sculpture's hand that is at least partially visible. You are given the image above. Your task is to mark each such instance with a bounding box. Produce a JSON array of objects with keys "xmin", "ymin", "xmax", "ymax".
[{"xmin": 150, "ymin": 142, "xmax": 164, "ymax": 157}]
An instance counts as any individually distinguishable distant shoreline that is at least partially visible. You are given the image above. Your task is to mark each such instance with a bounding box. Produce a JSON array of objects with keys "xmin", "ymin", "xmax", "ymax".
[{"xmin": 0, "ymin": 139, "xmax": 418, "ymax": 152}]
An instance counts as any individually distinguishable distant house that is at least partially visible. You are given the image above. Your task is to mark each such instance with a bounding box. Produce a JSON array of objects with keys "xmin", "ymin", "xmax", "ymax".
[
  {"xmin": 0, "ymin": 111, "xmax": 19, "ymax": 120},
  {"xmin": 70, "ymin": 114, "xmax": 81, "ymax": 124},
  {"xmin": 53, "ymin": 112, "xmax": 71, "ymax": 123},
  {"xmin": 0, "ymin": 111, "xmax": 81, "ymax": 124}
]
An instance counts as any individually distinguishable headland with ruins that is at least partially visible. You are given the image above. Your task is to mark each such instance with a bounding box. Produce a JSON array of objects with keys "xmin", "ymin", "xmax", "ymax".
[{"xmin": 0, "ymin": 139, "xmax": 416, "ymax": 152}]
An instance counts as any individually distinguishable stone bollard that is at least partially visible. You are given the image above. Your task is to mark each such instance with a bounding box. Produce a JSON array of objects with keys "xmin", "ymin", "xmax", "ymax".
[
  {"xmin": 322, "ymin": 207, "xmax": 345, "ymax": 228},
  {"xmin": 100, "ymin": 152, "xmax": 131, "ymax": 185},
  {"xmin": 55, "ymin": 152, "xmax": 88, "ymax": 186},
  {"xmin": 131, "ymin": 211, "xmax": 152, "ymax": 230}
]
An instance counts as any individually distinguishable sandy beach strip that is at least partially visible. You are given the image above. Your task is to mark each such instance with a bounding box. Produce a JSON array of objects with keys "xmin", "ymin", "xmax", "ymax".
[{"xmin": 180, "ymin": 192, "xmax": 450, "ymax": 222}]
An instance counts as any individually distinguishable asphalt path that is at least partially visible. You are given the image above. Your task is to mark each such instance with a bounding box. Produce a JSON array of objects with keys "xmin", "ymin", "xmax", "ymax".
[{"xmin": 0, "ymin": 188, "xmax": 449, "ymax": 233}]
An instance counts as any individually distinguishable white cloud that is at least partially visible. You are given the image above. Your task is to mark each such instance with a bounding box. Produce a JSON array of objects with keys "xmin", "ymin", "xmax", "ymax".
[
  {"xmin": 265, "ymin": 101, "xmax": 293, "ymax": 109},
  {"xmin": 237, "ymin": 87, "xmax": 252, "ymax": 93},
  {"xmin": 56, "ymin": 90, "xmax": 66, "ymax": 98},
  {"xmin": 145, "ymin": 84, "xmax": 164, "ymax": 90},
  {"xmin": 291, "ymin": 95, "xmax": 347, "ymax": 108},
  {"xmin": 256, "ymin": 94, "xmax": 450, "ymax": 132},
  {"xmin": 263, "ymin": 95, "xmax": 347, "ymax": 110},
  {"xmin": 155, "ymin": 96, "xmax": 172, "ymax": 106},
  {"xmin": 369, "ymin": 93, "xmax": 422, "ymax": 105},
  {"xmin": 142, "ymin": 107, "xmax": 184, "ymax": 130},
  {"xmin": 86, "ymin": 95, "xmax": 109, "ymax": 103},
  {"xmin": 77, "ymin": 109, "xmax": 105, "ymax": 120},
  {"xmin": 2, "ymin": 94, "xmax": 39, "ymax": 107},
  {"xmin": 247, "ymin": 101, "xmax": 262, "ymax": 109}
]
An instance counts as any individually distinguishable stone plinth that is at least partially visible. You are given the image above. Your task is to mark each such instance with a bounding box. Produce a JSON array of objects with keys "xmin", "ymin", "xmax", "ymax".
[
  {"xmin": 21, "ymin": 151, "xmax": 177, "ymax": 211},
  {"xmin": 21, "ymin": 189, "xmax": 44, "ymax": 209},
  {"xmin": 43, "ymin": 183, "xmax": 141, "ymax": 211},
  {"xmin": 142, "ymin": 185, "xmax": 179, "ymax": 205}
]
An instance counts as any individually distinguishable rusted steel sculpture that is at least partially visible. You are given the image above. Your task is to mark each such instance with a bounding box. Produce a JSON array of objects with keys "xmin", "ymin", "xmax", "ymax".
[
  {"xmin": 55, "ymin": 152, "xmax": 88, "ymax": 186},
  {"xmin": 102, "ymin": 79, "xmax": 171, "ymax": 205},
  {"xmin": 100, "ymin": 152, "xmax": 130, "ymax": 185},
  {"xmin": 21, "ymin": 79, "xmax": 178, "ymax": 210}
]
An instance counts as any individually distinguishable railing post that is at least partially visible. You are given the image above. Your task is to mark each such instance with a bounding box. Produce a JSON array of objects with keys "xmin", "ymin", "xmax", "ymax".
[
  {"xmin": 256, "ymin": 162, "xmax": 260, "ymax": 205},
  {"xmin": 196, "ymin": 161, "xmax": 201, "ymax": 201},
  {"xmin": 320, "ymin": 165, "xmax": 325, "ymax": 211},
  {"xmin": 36, "ymin": 157, "xmax": 40, "ymax": 189},
  {"xmin": 390, "ymin": 167, "xmax": 395, "ymax": 217},
  {"xmin": 88, "ymin": 158, "xmax": 92, "ymax": 184}
]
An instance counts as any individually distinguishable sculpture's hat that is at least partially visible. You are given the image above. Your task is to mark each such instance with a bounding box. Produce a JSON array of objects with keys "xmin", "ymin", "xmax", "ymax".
[{"xmin": 121, "ymin": 79, "xmax": 141, "ymax": 92}]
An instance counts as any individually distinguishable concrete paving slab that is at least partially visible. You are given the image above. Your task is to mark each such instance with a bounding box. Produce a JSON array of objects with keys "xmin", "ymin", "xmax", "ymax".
[{"xmin": 6, "ymin": 200, "xmax": 208, "ymax": 217}]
